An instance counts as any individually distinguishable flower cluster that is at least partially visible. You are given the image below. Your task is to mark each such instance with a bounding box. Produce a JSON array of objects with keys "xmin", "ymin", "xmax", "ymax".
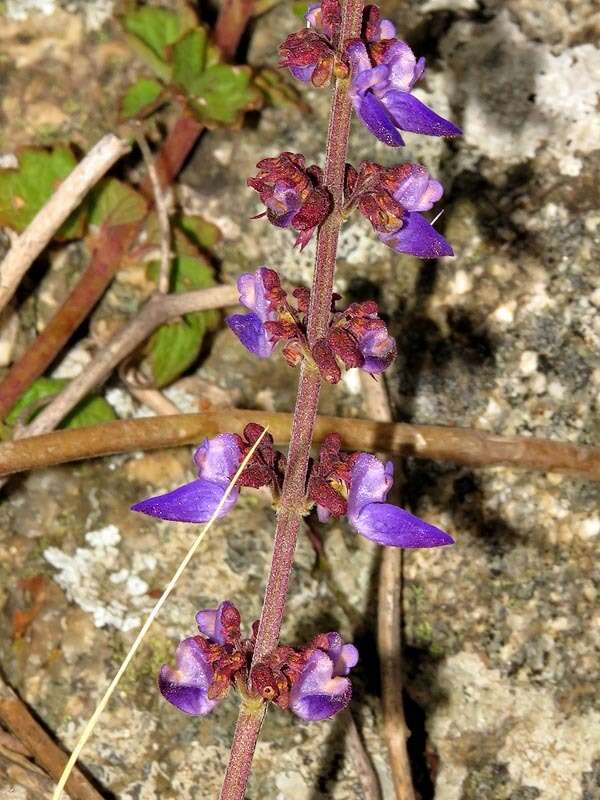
[
  {"xmin": 280, "ymin": 2, "xmax": 461, "ymax": 148},
  {"xmin": 132, "ymin": 429, "xmax": 453, "ymax": 549},
  {"xmin": 158, "ymin": 600, "xmax": 358, "ymax": 722},
  {"xmin": 247, "ymin": 152, "xmax": 332, "ymax": 249},
  {"xmin": 279, "ymin": 0, "xmax": 345, "ymax": 87},
  {"xmin": 131, "ymin": 425, "xmax": 285, "ymax": 523},
  {"xmin": 345, "ymin": 161, "xmax": 452, "ymax": 258},
  {"xmin": 226, "ymin": 267, "xmax": 396, "ymax": 382}
]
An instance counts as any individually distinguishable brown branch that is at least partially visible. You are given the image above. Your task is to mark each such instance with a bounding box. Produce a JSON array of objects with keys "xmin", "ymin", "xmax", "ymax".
[
  {"xmin": 1, "ymin": 409, "xmax": 598, "ymax": 480},
  {"xmin": 0, "ymin": 220, "xmax": 140, "ymax": 420},
  {"xmin": 342, "ymin": 709, "xmax": 382, "ymax": 800},
  {"xmin": 0, "ymin": 677, "xmax": 104, "ymax": 800},
  {"xmin": 360, "ymin": 374, "xmax": 415, "ymax": 800},
  {"xmin": 214, "ymin": 0, "xmax": 255, "ymax": 61},
  {"xmin": 0, "ymin": 134, "xmax": 130, "ymax": 316},
  {"xmin": 18, "ymin": 284, "xmax": 238, "ymax": 437}
]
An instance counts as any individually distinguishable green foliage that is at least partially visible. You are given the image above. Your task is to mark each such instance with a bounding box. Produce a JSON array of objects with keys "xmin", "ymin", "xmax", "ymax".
[
  {"xmin": 88, "ymin": 178, "xmax": 148, "ymax": 227},
  {"xmin": 122, "ymin": 4, "xmax": 263, "ymax": 127},
  {"xmin": 172, "ymin": 28, "xmax": 208, "ymax": 93},
  {"xmin": 121, "ymin": 78, "xmax": 164, "ymax": 119},
  {"xmin": 0, "ymin": 147, "xmax": 86, "ymax": 237},
  {"xmin": 254, "ymin": 67, "xmax": 310, "ymax": 111},
  {"xmin": 186, "ymin": 65, "xmax": 262, "ymax": 127},
  {"xmin": 123, "ymin": 6, "xmax": 194, "ymax": 61},
  {"xmin": 292, "ymin": 1, "xmax": 309, "ymax": 17},
  {"xmin": 146, "ymin": 254, "xmax": 219, "ymax": 387},
  {"xmin": 62, "ymin": 395, "xmax": 118, "ymax": 428},
  {"xmin": 175, "ymin": 214, "xmax": 221, "ymax": 250},
  {"xmin": 7, "ymin": 377, "xmax": 117, "ymax": 428}
]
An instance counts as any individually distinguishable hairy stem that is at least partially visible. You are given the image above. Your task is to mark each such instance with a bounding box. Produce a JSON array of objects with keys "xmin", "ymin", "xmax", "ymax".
[{"xmin": 219, "ymin": 1, "xmax": 365, "ymax": 797}]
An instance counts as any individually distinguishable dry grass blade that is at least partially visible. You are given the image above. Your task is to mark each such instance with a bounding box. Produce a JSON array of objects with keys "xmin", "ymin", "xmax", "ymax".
[{"xmin": 51, "ymin": 427, "xmax": 270, "ymax": 800}]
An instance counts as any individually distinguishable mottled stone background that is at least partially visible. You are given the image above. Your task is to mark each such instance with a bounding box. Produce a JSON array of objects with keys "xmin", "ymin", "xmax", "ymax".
[{"xmin": 0, "ymin": 1, "xmax": 598, "ymax": 799}]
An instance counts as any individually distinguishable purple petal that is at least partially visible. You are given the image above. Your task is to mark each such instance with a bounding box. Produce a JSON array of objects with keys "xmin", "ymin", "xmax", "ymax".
[
  {"xmin": 392, "ymin": 165, "xmax": 443, "ymax": 212},
  {"xmin": 381, "ymin": 40, "xmax": 423, "ymax": 92},
  {"xmin": 289, "ymin": 651, "xmax": 352, "ymax": 721},
  {"xmin": 355, "ymin": 92, "xmax": 405, "ymax": 147},
  {"xmin": 196, "ymin": 600, "xmax": 234, "ymax": 644},
  {"xmin": 347, "ymin": 453, "xmax": 394, "ymax": 521},
  {"xmin": 359, "ymin": 328, "xmax": 396, "ymax": 374},
  {"xmin": 353, "ymin": 502, "xmax": 454, "ymax": 548},
  {"xmin": 237, "ymin": 269, "xmax": 272, "ymax": 319},
  {"xmin": 379, "ymin": 212, "xmax": 453, "ymax": 258},
  {"xmin": 322, "ymin": 634, "xmax": 359, "ymax": 677},
  {"xmin": 158, "ymin": 637, "xmax": 219, "ymax": 715},
  {"xmin": 192, "ymin": 433, "xmax": 242, "ymax": 485},
  {"xmin": 131, "ymin": 478, "xmax": 238, "ymax": 523},
  {"xmin": 227, "ymin": 312, "xmax": 274, "ymax": 357},
  {"xmin": 381, "ymin": 90, "xmax": 462, "ymax": 137},
  {"xmin": 345, "ymin": 40, "xmax": 373, "ymax": 77},
  {"xmin": 289, "ymin": 64, "xmax": 315, "ymax": 82}
]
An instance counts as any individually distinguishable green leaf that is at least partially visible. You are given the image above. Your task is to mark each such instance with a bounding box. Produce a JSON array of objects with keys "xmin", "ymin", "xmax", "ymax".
[
  {"xmin": 292, "ymin": 2, "xmax": 309, "ymax": 17},
  {"xmin": 121, "ymin": 77, "xmax": 164, "ymax": 119},
  {"xmin": 146, "ymin": 254, "xmax": 219, "ymax": 386},
  {"xmin": 6, "ymin": 377, "xmax": 67, "ymax": 425},
  {"xmin": 89, "ymin": 178, "xmax": 147, "ymax": 228},
  {"xmin": 62, "ymin": 395, "xmax": 118, "ymax": 428},
  {"xmin": 175, "ymin": 214, "xmax": 221, "ymax": 250},
  {"xmin": 0, "ymin": 147, "xmax": 86, "ymax": 237},
  {"xmin": 186, "ymin": 65, "xmax": 262, "ymax": 127},
  {"xmin": 254, "ymin": 67, "xmax": 310, "ymax": 112},
  {"xmin": 6, "ymin": 377, "xmax": 117, "ymax": 428},
  {"xmin": 123, "ymin": 7, "xmax": 185, "ymax": 61},
  {"xmin": 172, "ymin": 28, "xmax": 207, "ymax": 93}
]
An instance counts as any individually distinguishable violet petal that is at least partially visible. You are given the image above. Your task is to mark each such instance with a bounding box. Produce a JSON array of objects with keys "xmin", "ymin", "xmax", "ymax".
[
  {"xmin": 158, "ymin": 637, "xmax": 219, "ymax": 716},
  {"xmin": 192, "ymin": 433, "xmax": 242, "ymax": 485},
  {"xmin": 356, "ymin": 92, "xmax": 405, "ymax": 147},
  {"xmin": 347, "ymin": 453, "xmax": 394, "ymax": 521},
  {"xmin": 289, "ymin": 651, "xmax": 353, "ymax": 721},
  {"xmin": 131, "ymin": 478, "xmax": 238, "ymax": 523},
  {"xmin": 381, "ymin": 90, "xmax": 462, "ymax": 137},
  {"xmin": 227, "ymin": 312, "xmax": 274, "ymax": 358},
  {"xmin": 354, "ymin": 502, "xmax": 455, "ymax": 548},
  {"xmin": 379, "ymin": 211, "xmax": 453, "ymax": 258},
  {"xmin": 196, "ymin": 600, "xmax": 233, "ymax": 644}
]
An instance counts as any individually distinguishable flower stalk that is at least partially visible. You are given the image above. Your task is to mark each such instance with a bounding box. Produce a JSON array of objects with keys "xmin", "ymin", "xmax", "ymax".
[{"xmin": 218, "ymin": 0, "xmax": 366, "ymax": 796}]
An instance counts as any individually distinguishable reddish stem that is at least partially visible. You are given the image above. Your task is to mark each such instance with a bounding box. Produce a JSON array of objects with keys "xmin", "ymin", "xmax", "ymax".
[
  {"xmin": 219, "ymin": 1, "xmax": 365, "ymax": 797},
  {"xmin": 139, "ymin": 114, "xmax": 203, "ymax": 198},
  {"xmin": 0, "ymin": 222, "xmax": 137, "ymax": 420},
  {"xmin": 214, "ymin": 0, "xmax": 256, "ymax": 61}
]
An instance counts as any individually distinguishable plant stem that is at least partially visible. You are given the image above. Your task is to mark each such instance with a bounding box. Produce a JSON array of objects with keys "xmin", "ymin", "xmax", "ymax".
[{"xmin": 219, "ymin": 1, "xmax": 365, "ymax": 797}]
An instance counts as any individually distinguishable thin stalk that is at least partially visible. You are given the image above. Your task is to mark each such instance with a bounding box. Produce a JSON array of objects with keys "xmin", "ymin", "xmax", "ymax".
[{"xmin": 219, "ymin": 1, "xmax": 365, "ymax": 797}]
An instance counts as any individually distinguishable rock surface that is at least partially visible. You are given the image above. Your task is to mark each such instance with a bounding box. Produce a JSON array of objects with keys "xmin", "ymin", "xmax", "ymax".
[{"xmin": 0, "ymin": 1, "xmax": 598, "ymax": 799}]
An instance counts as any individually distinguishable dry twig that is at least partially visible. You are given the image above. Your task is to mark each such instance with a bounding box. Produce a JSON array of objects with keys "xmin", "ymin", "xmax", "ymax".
[
  {"xmin": 1, "ymin": 409, "xmax": 599, "ymax": 479},
  {"xmin": 0, "ymin": 677, "xmax": 103, "ymax": 800},
  {"xmin": 17, "ymin": 284, "xmax": 238, "ymax": 438},
  {"xmin": 360, "ymin": 373, "xmax": 415, "ymax": 800},
  {"xmin": 135, "ymin": 131, "xmax": 171, "ymax": 294},
  {"xmin": 342, "ymin": 708, "xmax": 382, "ymax": 800},
  {"xmin": 0, "ymin": 134, "xmax": 130, "ymax": 317}
]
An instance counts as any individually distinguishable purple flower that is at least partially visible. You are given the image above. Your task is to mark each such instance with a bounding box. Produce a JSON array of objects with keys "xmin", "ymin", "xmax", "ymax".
[
  {"xmin": 131, "ymin": 433, "xmax": 242, "ymax": 523},
  {"xmin": 347, "ymin": 453, "xmax": 454, "ymax": 547},
  {"xmin": 358, "ymin": 325, "xmax": 396, "ymax": 373},
  {"xmin": 158, "ymin": 636, "xmax": 219, "ymax": 716},
  {"xmin": 289, "ymin": 633, "xmax": 358, "ymax": 721},
  {"xmin": 196, "ymin": 600, "xmax": 236, "ymax": 645},
  {"xmin": 346, "ymin": 38, "xmax": 461, "ymax": 147},
  {"xmin": 347, "ymin": 161, "xmax": 453, "ymax": 258},
  {"xmin": 227, "ymin": 268, "xmax": 279, "ymax": 358}
]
